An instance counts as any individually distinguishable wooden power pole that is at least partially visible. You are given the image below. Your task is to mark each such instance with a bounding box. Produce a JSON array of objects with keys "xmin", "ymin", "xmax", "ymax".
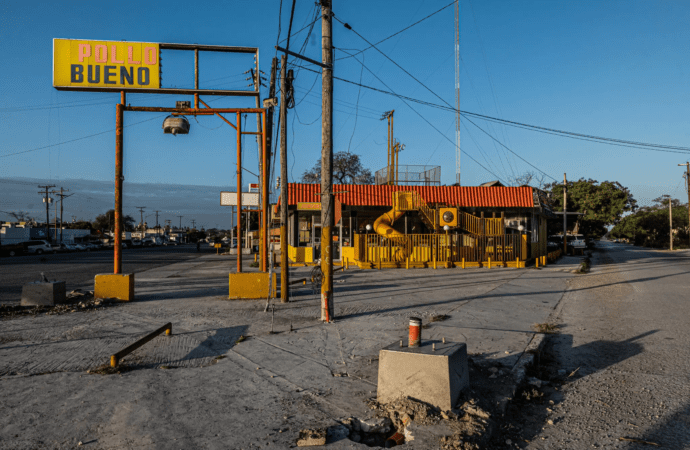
[
  {"xmin": 38, "ymin": 185, "xmax": 55, "ymax": 241},
  {"xmin": 321, "ymin": 0, "xmax": 334, "ymax": 322},
  {"xmin": 563, "ymin": 173, "xmax": 567, "ymax": 254},
  {"xmin": 680, "ymin": 162, "xmax": 690, "ymax": 248},
  {"xmin": 669, "ymin": 196, "xmax": 674, "ymax": 251},
  {"xmin": 279, "ymin": 54, "xmax": 290, "ymax": 303},
  {"xmin": 51, "ymin": 188, "xmax": 72, "ymax": 244}
]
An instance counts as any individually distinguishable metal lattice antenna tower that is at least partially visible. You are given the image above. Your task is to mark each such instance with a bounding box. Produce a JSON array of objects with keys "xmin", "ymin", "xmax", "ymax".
[{"xmin": 455, "ymin": 0, "xmax": 461, "ymax": 185}]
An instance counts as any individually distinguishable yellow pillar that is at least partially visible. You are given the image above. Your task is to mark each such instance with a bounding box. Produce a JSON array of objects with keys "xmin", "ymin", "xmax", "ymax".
[
  {"xmin": 462, "ymin": 257, "xmax": 465, "ymax": 269},
  {"xmin": 488, "ymin": 257, "xmax": 491, "ymax": 269}
]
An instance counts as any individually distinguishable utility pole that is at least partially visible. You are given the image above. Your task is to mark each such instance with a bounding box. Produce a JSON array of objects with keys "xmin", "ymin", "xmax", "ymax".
[
  {"xmin": 680, "ymin": 162, "xmax": 690, "ymax": 248},
  {"xmin": 51, "ymin": 188, "xmax": 72, "ymax": 244},
  {"xmin": 264, "ymin": 57, "xmax": 278, "ymax": 272},
  {"xmin": 279, "ymin": 53, "xmax": 290, "ymax": 303},
  {"xmin": 251, "ymin": 64, "xmax": 264, "ymax": 228},
  {"xmin": 563, "ymin": 173, "xmax": 567, "ymax": 255},
  {"xmin": 191, "ymin": 219, "xmax": 196, "ymax": 229},
  {"xmin": 136, "ymin": 207, "xmax": 146, "ymax": 235},
  {"xmin": 320, "ymin": 0, "xmax": 334, "ymax": 322},
  {"xmin": 38, "ymin": 185, "xmax": 55, "ymax": 242},
  {"xmin": 177, "ymin": 215, "xmax": 183, "ymax": 230},
  {"xmin": 154, "ymin": 210, "xmax": 161, "ymax": 233},
  {"xmin": 669, "ymin": 195, "xmax": 673, "ymax": 251},
  {"xmin": 454, "ymin": 0, "xmax": 461, "ymax": 185}
]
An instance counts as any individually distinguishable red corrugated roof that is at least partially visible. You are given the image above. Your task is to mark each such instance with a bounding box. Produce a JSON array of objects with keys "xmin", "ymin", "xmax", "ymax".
[{"xmin": 286, "ymin": 183, "xmax": 533, "ymax": 208}]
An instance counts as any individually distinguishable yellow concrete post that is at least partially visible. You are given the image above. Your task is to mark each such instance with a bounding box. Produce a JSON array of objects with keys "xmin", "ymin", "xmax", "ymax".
[
  {"xmin": 462, "ymin": 257, "xmax": 465, "ymax": 269},
  {"xmin": 488, "ymin": 257, "xmax": 491, "ymax": 269},
  {"xmin": 406, "ymin": 257, "xmax": 409, "ymax": 270},
  {"xmin": 433, "ymin": 255, "xmax": 437, "ymax": 270},
  {"xmin": 536, "ymin": 257, "xmax": 539, "ymax": 268}
]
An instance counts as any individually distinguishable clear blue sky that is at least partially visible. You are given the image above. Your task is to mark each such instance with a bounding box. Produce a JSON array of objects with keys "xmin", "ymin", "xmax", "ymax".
[{"xmin": 2, "ymin": 0, "xmax": 690, "ymax": 209}]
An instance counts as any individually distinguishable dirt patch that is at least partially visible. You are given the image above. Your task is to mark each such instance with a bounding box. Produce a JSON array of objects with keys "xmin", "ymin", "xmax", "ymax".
[
  {"xmin": 87, "ymin": 363, "xmax": 133, "ymax": 376},
  {"xmin": 532, "ymin": 323, "xmax": 559, "ymax": 334},
  {"xmin": 487, "ymin": 336, "xmax": 568, "ymax": 448},
  {"xmin": 0, "ymin": 290, "xmax": 124, "ymax": 319},
  {"xmin": 344, "ymin": 394, "xmax": 492, "ymax": 449}
]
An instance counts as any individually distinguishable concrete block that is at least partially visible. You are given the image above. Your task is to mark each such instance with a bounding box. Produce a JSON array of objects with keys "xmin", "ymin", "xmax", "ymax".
[
  {"xmin": 20, "ymin": 281, "xmax": 66, "ymax": 306},
  {"xmin": 377, "ymin": 341, "xmax": 469, "ymax": 411},
  {"xmin": 228, "ymin": 272, "xmax": 276, "ymax": 299},
  {"xmin": 94, "ymin": 273, "xmax": 134, "ymax": 301}
]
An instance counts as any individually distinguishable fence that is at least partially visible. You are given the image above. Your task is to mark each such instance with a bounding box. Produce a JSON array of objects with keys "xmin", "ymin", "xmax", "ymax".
[{"xmin": 355, "ymin": 233, "xmax": 524, "ymax": 265}]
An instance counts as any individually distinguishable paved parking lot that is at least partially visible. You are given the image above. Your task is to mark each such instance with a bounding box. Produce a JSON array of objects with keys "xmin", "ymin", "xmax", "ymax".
[
  {"xmin": 0, "ymin": 245, "xmax": 218, "ymax": 305},
  {"xmin": 0, "ymin": 254, "xmax": 578, "ymax": 449}
]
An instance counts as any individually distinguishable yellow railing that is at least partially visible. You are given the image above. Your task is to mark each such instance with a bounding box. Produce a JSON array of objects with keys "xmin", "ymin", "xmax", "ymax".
[
  {"xmin": 356, "ymin": 233, "xmax": 523, "ymax": 264},
  {"xmin": 391, "ymin": 191, "xmax": 506, "ymax": 236},
  {"xmin": 392, "ymin": 191, "xmax": 437, "ymax": 230}
]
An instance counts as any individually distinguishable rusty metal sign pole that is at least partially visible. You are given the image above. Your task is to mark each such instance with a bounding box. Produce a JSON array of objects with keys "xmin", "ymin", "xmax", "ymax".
[
  {"xmin": 236, "ymin": 112, "xmax": 243, "ymax": 273},
  {"xmin": 114, "ymin": 105, "xmax": 267, "ymax": 277},
  {"xmin": 114, "ymin": 91, "xmax": 125, "ymax": 274},
  {"xmin": 262, "ymin": 111, "xmax": 269, "ymax": 272}
]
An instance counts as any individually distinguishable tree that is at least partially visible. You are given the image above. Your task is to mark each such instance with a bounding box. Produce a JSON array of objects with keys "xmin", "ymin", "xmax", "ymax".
[
  {"xmin": 510, "ymin": 171, "xmax": 547, "ymax": 189},
  {"xmin": 64, "ymin": 221, "xmax": 93, "ymax": 230},
  {"xmin": 8, "ymin": 210, "xmax": 36, "ymax": 223},
  {"xmin": 610, "ymin": 196, "xmax": 689, "ymax": 248},
  {"xmin": 544, "ymin": 178, "xmax": 637, "ymax": 239},
  {"xmin": 301, "ymin": 151, "xmax": 374, "ymax": 184},
  {"xmin": 92, "ymin": 210, "xmax": 135, "ymax": 232}
]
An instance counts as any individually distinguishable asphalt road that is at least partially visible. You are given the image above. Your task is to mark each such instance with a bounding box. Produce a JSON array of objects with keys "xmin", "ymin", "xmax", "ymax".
[
  {"xmin": 495, "ymin": 242, "xmax": 690, "ymax": 449},
  {"xmin": 0, "ymin": 245, "xmax": 219, "ymax": 305}
]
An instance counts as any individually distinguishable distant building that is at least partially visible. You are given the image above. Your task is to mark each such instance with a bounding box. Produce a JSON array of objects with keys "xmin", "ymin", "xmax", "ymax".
[{"xmin": 1, "ymin": 222, "xmax": 91, "ymax": 244}]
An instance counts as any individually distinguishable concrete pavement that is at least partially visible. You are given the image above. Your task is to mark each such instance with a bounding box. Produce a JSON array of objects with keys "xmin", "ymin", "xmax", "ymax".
[
  {"xmin": 491, "ymin": 242, "xmax": 690, "ymax": 449},
  {"xmin": 0, "ymin": 253, "xmax": 580, "ymax": 449}
]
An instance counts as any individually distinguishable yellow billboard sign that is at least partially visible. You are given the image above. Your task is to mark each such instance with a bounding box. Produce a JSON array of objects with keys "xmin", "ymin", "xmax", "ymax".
[{"xmin": 53, "ymin": 39, "xmax": 160, "ymax": 90}]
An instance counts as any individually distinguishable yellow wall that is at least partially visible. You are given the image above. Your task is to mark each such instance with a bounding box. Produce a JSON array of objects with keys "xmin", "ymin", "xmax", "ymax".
[
  {"xmin": 342, "ymin": 246, "xmax": 355, "ymax": 262},
  {"xmin": 288, "ymin": 245, "xmax": 314, "ymax": 263}
]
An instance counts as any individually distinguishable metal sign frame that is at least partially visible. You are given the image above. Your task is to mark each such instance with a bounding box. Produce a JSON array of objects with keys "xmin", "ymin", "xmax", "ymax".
[
  {"xmin": 53, "ymin": 40, "xmax": 259, "ymax": 97},
  {"xmin": 220, "ymin": 191, "xmax": 260, "ymax": 207}
]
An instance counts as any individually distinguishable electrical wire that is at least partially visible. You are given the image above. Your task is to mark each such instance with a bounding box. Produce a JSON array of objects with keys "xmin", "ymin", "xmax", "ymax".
[
  {"xmin": 346, "ymin": 52, "xmax": 365, "ymax": 153},
  {"xmin": 334, "ymin": 0, "xmax": 457, "ymax": 61},
  {"xmin": 335, "ymin": 13, "xmax": 524, "ymax": 179},
  {"xmin": 334, "ymin": 48, "xmax": 506, "ymax": 183},
  {"xmin": 298, "ymin": 64, "xmax": 690, "ymax": 155}
]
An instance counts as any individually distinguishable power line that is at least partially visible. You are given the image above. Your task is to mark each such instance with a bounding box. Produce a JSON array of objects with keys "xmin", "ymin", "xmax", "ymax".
[
  {"xmin": 461, "ymin": 115, "xmax": 558, "ymax": 181},
  {"xmin": 299, "ymin": 64, "xmax": 690, "ymax": 156},
  {"xmin": 0, "ymin": 114, "xmax": 165, "ymax": 159},
  {"xmin": 335, "ymin": 14, "xmax": 523, "ymax": 179},
  {"xmin": 334, "ymin": 0, "xmax": 457, "ymax": 61},
  {"xmin": 334, "ymin": 15, "xmax": 454, "ymax": 111},
  {"xmin": 334, "ymin": 48, "xmax": 506, "ymax": 183}
]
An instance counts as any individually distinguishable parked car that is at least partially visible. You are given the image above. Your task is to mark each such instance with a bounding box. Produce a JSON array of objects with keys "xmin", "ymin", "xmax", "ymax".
[
  {"xmin": 0, "ymin": 244, "xmax": 25, "ymax": 257},
  {"xmin": 51, "ymin": 243, "xmax": 71, "ymax": 253},
  {"xmin": 567, "ymin": 234, "xmax": 587, "ymax": 249},
  {"xmin": 122, "ymin": 239, "xmax": 133, "ymax": 249},
  {"xmin": 65, "ymin": 243, "xmax": 79, "ymax": 251},
  {"xmin": 131, "ymin": 239, "xmax": 143, "ymax": 247},
  {"xmin": 23, "ymin": 240, "xmax": 53, "ymax": 255},
  {"xmin": 73, "ymin": 243, "xmax": 87, "ymax": 251},
  {"xmin": 141, "ymin": 237, "xmax": 155, "ymax": 247}
]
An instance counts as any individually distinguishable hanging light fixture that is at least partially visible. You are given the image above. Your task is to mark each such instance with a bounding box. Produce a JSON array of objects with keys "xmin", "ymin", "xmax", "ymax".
[{"xmin": 162, "ymin": 115, "xmax": 190, "ymax": 135}]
